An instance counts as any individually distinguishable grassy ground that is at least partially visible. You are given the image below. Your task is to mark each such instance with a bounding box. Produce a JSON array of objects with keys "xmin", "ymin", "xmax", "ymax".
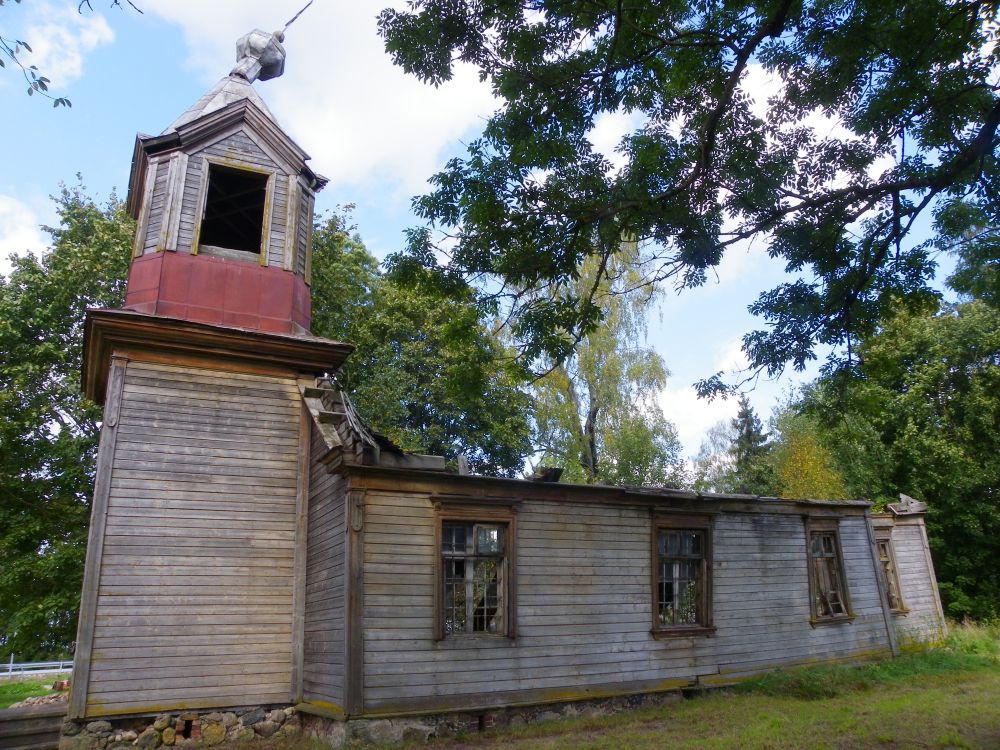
[
  {"xmin": 298, "ymin": 621, "xmax": 998, "ymax": 750},
  {"xmin": 0, "ymin": 677, "xmax": 61, "ymax": 709}
]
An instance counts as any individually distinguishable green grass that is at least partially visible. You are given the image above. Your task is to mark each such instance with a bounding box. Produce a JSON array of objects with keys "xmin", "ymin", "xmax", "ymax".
[
  {"xmin": 379, "ymin": 622, "xmax": 1000, "ymax": 750},
  {"xmin": 0, "ymin": 678, "xmax": 59, "ymax": 709}
]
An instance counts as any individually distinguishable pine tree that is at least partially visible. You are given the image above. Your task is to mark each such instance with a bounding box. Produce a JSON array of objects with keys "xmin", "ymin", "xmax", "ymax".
[{"xmin": 729, "ymin": 396, "xmax": 774, "ymax": 495}]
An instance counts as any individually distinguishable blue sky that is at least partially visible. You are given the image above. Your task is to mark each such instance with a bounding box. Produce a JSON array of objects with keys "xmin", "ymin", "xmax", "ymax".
[{"xmin": 0, "ymin": 1, "xmax": 954, "ymax": 458}]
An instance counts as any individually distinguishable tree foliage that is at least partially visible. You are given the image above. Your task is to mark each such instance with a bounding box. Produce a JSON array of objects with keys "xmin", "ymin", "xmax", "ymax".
[
  {"xmin": 798, "ymin": 300, "xmax": 1000, "ymax": 619},
  {"xmin": 730, "ymin": 395, "xmax": 774, "ymax": 494},
  {"xmin": 692, "ymin": 396, "xmax": 774, "ymax": 494},
  {"xmin": 692, "ymin": 419, "xmax": 738, "ymax": 494},
  {"xmin": 768, "ymin": 409, "xmax": 848, "ymax": 500},
  {"xmin": 310, "ymin": 212, "xmax": 532, "ymax": 477},
  {"xmin": 0, "ymin": 184, "xmax": 132, "ymax": 659},
  {"xmin": 379, "ymin": 0, "xmax": 1000, "ymax": 385},
  {"xmin": 530, "ymin": 248, "xmax": 685, "ymax": 486}
]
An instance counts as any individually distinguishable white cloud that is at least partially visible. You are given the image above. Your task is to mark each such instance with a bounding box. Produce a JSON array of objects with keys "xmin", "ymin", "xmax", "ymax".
[
  {"xmin": 143, "ymin": 1, "xmax": 497, "ymax": 194},
  {"xmin": 713, "ymin": 336, "xmax": 749, "ymax": 373},
  {"xmin": 659, "ymin": 383, "xmax": 737, "ymax": 458},
  {"xmin": 588, "ymin": 109, "xmax": 644, "ymax": 173},
  {"xmin": 0, "ymin": 196, "xmax": 47, "ymax": 276},
  {"xmin": 22, "ymin": 3, "xmax": 114, "ymax": 89},
  {"xmin": 655, "ymin": 335, "xmax": 755, "ymax": 456},
  {"xmin": 741, "ymin": 64, "xmax": 784, "ymax": 122}
]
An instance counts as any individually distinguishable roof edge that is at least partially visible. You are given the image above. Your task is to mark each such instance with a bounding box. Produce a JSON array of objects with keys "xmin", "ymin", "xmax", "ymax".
[{"xmin": 82, "ymin": 308, "xmax": 352, "ymax": 404}]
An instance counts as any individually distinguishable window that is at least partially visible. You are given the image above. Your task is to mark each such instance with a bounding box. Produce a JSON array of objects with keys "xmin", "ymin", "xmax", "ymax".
[
  {"xmin": 199, "ymin": 163, "xmax": 269, "ymax": 256},
  {"xmin": 806, "ymin": 521, "xmax": 852, "ymax": 622},
  {"xmin": 434, "ymin": 502, "xmax": 516, "ymax": 640},
  {"xmin": 652, "ymin": 515, "xmax": 713, "ymax": 636},
  {"xmin": 876, "ymin": 534, "xmax": 906, "ymax": 613}
]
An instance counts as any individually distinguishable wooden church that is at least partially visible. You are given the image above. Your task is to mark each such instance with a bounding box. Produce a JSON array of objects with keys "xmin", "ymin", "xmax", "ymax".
[{"xmin": 68, "ymin": 27, "xmax": 947, "ymax": 734}]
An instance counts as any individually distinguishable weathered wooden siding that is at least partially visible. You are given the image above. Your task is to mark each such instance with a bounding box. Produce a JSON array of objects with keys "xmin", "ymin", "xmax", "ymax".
[
  {"xmin": 142, "ymin": 160, "xmax": 169, "ymax": 254},
  {"xmin": 302, "ymin": 430, "xmax": 347, "ymax": 709},
  {"xmin": 359, "ymin": 494, "xmax": 892, "ymax": 714},
  {"xmin": 295, "ymin": 188, "xmax": 312, "ymax": 280},
  {"xmin": 85, "ymin": 359, "xmax": 302, "ymax": 715},
  {"xmin": 891, "ymin": 522, "xmax": 947, "ymax": 645}
]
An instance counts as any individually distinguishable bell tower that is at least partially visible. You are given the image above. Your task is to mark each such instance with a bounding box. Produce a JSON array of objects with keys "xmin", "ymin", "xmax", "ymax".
[
  {"xmin": 121, "ymin": 29, "xmax": 323, "ymax": 334},
  {"xmin": 72, "ymin": 29, "xmax": 354, "ymax": 721}
]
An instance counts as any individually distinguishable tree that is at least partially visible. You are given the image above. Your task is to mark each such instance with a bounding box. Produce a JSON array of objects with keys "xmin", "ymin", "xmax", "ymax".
[
  {"xmin": 730, "ymin": 395, "xmax": 774, "ymax": 494},
  {"xmin": 690, "ymin": 397, "xmax": 773, "ymax": 494},
  {"xmin": 530, "ymin": 248, "xmax": 685, "ymax": 486},
  {"xmin": 799, "ymin": 300, "xmax": 1000, "ymax": 619},
  {"xmin": 379, "ymin": 0, "xmax": 999, "ymax": 385},
  {"xmin": 0, "ymin": 184, "xmax": 133, "ymax": 659},
  {"xmin": 310, "ymin": 212, "xmax": 533, "ymax": 477},
  {"xmin": 692, "ymin": 419, "xmax": 738, "ymax": 493},
  {"xmin": 768, "ymin": 410, "xmax": 848, "ymax": 500}
]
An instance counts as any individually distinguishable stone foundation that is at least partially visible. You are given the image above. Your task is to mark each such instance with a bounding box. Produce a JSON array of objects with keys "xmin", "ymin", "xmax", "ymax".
[
  {"xmin": 59, "ymin": 706, "xmax": 300, "ymax": 749},
  {"xmin": 60, "ymin": 690, "xmax": 687, "ymax": 749},
  {"xmin": 302, "ymin": 690, "xmax": 685, "ymax": 747}
]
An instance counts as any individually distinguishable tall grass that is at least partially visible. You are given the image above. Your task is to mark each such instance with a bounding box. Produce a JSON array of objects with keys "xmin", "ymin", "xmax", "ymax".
[
  {"xmin": 736, "ymin": 620, "xmax": 999, "ymax": 700},
  {"xmin": 946, "ymin": 618, "xmax": 1000, "ymax": 659}
]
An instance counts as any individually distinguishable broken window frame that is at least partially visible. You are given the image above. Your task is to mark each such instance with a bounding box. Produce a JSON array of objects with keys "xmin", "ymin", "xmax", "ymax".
[
  {"xmin": 192, "ymin": 156, "xmax": 274, "ymax": 265},
  {"xmin": 806, "ymin": 519, "xmax": 854, "ymax": 624},
  {"xmin": 432, "ymin": 500, "xmax": 517, "ymax": 641},
  {"xmin": 874, "ymin": 531, "xmax": 908, "ymax": 614},
  {"xmin": 651, "ymin": 514, "xmax": 714, "ymax": 638}
]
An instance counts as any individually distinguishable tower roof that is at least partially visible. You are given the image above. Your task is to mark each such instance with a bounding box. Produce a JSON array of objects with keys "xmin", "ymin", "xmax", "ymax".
[{"xmin": 164, "ymin": 74, "xmax": 277, "ymax": 134}]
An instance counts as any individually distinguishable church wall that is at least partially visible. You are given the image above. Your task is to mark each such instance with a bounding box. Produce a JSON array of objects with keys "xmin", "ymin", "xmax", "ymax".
[
  {"xmin": 80, "ymin": 358, "xmax": 303, "ymax": 716},
  {"xmin": 349, "ymin": 483, "xmax": 902, "ymax": 716},
  {"xmin": 301, "ymin": 429, "xmax": 349, "ymax": 710}
]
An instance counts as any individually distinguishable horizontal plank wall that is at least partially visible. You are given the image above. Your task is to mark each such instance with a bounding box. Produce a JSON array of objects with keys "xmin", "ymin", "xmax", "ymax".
[
  {"xmin": 84, "ymin": 359, "xmax": 302, "ymax": 716},
  {"xmin": 358, "ymin": 492, "xmax": 892, "ymax": 715},
  {"xmin": 301, "ymin": 429, "xmax": 348, "ymax": 710},
  {"xmin": 891, "ymin": 519, "xmax": 947, "ymax": 645}
]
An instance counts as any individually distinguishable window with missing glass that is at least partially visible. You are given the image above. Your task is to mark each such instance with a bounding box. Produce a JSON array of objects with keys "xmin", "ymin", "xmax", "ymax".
[
  {"xmin": 435, "ymin": 507, "xmax": 516, "ymax": 639},
  {"xmin": 652, "ymin": 515, "xmax": 713, "ymax": 636},
  {"xmin": 806, "ymin": 521, "xmax": 852, "ymax": 622},
  {"xmin": 197, "ymin": 162, "xmax": 271, "ymax": 258},
  {"xmin": 875, "ymin": 534, "xmax": 906, "ymax": 613}
]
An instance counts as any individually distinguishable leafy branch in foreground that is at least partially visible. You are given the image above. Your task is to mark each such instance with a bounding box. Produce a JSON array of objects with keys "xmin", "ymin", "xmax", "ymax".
[{"xmin": 379, "ymin": 0, "xmax": 1000, "ymax": 389}]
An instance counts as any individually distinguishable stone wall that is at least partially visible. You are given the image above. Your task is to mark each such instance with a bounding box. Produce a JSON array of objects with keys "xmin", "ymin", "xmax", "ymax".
[{"xmin": 59, "ymin": 706, "xmax": 299, "ymax": 749}]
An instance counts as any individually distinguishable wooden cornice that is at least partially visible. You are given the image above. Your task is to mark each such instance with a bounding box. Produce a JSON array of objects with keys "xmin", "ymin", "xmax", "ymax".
[{"xmin": 82, "ymin": 308, "xmax": 353, "ymax": 404}]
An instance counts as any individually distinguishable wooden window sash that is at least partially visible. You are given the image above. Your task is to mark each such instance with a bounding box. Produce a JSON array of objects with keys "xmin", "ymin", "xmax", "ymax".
[
  {"xmin": 805, "ymin": 519, "xmax": 854, "ymax": 623},
  {"xmin": 433, "ymin": 503, "xmax": 517, "ymax": 641},
  {"xmin": 651, "ymin": 514, "xmax": 714, "ymax": 637},
  {"xmin": 875, "ymin": 534, "xmax": 908, "ymax": 613}
]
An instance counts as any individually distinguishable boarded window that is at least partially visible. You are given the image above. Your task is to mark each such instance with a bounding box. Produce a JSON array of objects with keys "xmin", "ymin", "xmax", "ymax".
[
  {"xmin": 652, "ymin": 516, "xmax": 713, "ymax": 635},
  {"xmin": 807, "ymin": 527, "xmax": 851, "ymax": 620},
  {"xmin": 441, "ymin": 522, "xmax": 508, "ymax": 636},
  {"xmin": 876, "ymin": 536, "xmax": 906, "ymax": 612},
  {"xmin": 199, "ymin": 164, "xmax": 268, "ymax": 254}
]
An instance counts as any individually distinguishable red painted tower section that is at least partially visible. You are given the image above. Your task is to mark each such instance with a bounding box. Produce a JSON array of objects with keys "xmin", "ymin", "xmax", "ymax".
[{"xmin": 123, "ymin": 251, "xmax": 311, "ymax": 334}]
